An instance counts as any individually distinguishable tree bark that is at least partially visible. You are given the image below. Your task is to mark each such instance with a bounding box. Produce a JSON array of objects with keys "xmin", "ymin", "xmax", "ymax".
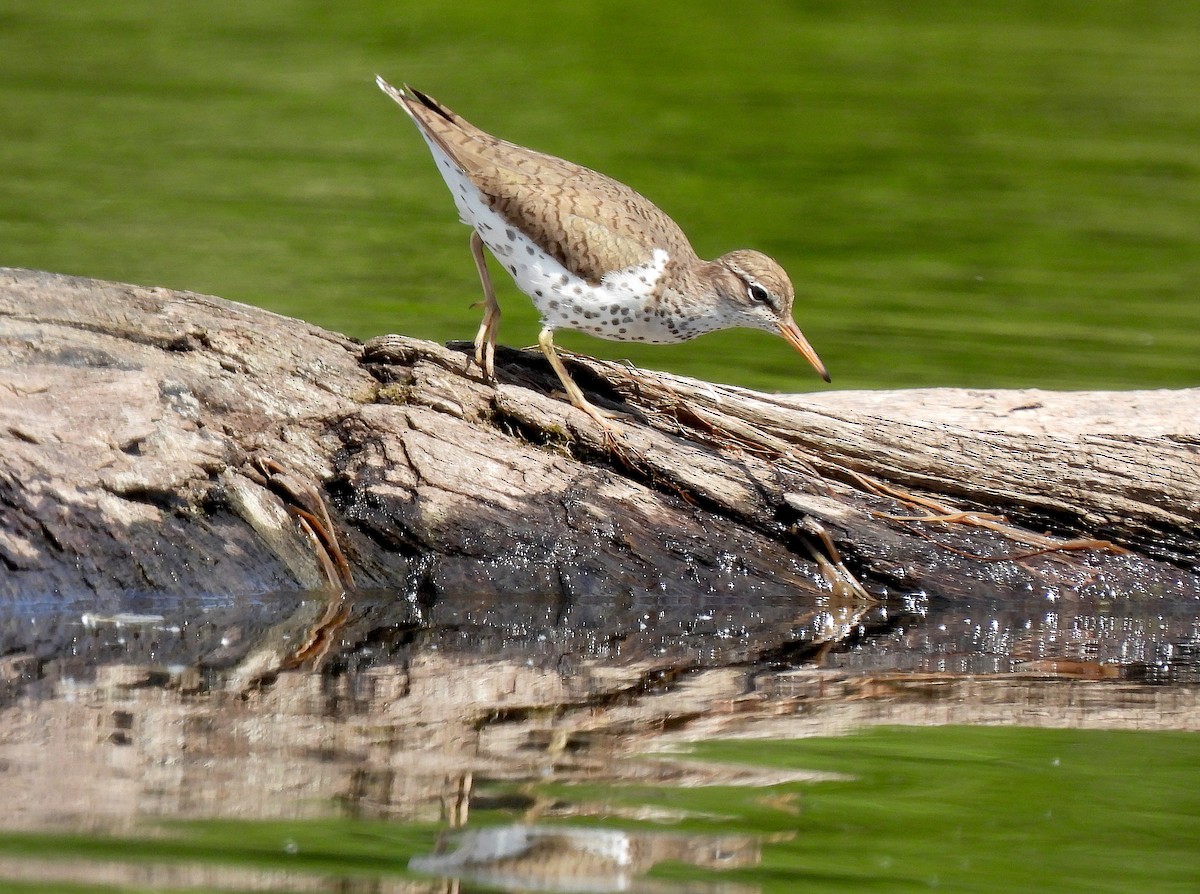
[{"xmin": 1, "ymin": 266, "xmax": 1196, "ymax": 643}]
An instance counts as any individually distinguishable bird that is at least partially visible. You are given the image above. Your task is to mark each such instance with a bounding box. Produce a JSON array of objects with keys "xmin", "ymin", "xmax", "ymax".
[{"xmin": 376, "ymin": 77, "xmax": 829, "ymax": 426}]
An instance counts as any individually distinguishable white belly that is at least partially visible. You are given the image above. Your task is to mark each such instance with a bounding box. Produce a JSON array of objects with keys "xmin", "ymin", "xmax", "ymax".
[{"xmin": 423, "ymin": 136, "xmax": 685, "ymax": 344}]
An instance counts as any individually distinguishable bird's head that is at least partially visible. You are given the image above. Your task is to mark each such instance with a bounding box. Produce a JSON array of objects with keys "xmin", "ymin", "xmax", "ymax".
[{"xmin": 708, "ymin": 250, "xmax": 830, "ymax": 382}]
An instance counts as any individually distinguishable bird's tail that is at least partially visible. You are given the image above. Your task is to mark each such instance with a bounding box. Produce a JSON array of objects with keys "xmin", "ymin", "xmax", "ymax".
[{"xmin": 375, "ymin": 76, "xmax": 455, "ymax": 125}]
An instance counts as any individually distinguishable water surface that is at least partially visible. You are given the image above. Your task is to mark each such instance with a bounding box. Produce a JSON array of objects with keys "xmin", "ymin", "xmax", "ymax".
[{"xmin": 0, "ymin": 591, "xmax": 1197, "ymax": 892}]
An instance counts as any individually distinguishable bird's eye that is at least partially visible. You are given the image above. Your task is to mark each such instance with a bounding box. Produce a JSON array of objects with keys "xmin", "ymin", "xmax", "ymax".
[{"xmin": 747, "ymin": 283, "xmax": 772, "ymax": 304}]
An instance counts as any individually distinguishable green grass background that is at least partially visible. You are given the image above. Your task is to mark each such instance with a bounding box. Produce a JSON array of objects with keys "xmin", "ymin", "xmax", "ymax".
[{"xmin": 3, "ymin": 0, "xmax": 1198, "ymax": 391}]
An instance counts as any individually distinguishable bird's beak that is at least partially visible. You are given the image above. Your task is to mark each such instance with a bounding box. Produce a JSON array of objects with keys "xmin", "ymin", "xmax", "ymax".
[{"xmin": 778, "ymin": 319, "xmax": 831, "ymax": 382}]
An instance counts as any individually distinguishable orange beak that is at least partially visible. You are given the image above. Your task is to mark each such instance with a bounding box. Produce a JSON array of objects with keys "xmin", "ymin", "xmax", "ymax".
[{"xmin": 778, "ymin": 319, "xmax": 831, "ymax": 382}]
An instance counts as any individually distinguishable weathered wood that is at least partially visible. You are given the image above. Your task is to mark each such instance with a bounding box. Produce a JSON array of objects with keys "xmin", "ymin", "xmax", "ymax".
[{"xmin": 1, "ymin": 267, "xmax": 1196, "ymax": 628}]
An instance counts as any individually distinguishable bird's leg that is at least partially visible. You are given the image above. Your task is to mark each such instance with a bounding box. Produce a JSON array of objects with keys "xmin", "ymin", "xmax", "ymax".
[
  {"xmin": 469, "ymin": 229, "xmax": 500, "ymax": 381},
  {"xmin": 537, "ymin": 328, "xmax": 617, "ymax": 428}
]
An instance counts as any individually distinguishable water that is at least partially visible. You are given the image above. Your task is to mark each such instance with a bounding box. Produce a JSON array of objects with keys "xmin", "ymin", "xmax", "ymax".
[{"xmin": 0, "ymin": 592, "xmax": 1197, "ymax": 892}]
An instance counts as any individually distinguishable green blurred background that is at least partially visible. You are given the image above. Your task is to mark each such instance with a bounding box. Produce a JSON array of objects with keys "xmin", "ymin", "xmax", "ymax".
[{"xmin": 3, "ymin": 0, "xmax": 1198, "ymax": 392}]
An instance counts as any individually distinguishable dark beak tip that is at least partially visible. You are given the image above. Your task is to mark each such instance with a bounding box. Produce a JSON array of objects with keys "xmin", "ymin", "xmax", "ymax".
[{"xmin": 821, "ymin": 370, "xmax": 832, "ymax": 384}]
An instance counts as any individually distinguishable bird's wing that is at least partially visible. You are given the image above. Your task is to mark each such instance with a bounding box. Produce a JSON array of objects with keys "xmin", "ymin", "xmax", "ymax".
[
  {"xmin": 473, "ymin": 164, "xmax": 695, "ymax": 284},
  {"xmin": 385, "ymin": 82, "xmax": 698, "ymax": 282}
]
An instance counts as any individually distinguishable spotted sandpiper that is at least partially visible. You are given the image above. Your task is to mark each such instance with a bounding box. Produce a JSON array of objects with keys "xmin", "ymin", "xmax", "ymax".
[{"xmin": 376, "ymin": 77, "xmax": 830, "ymax": 424}]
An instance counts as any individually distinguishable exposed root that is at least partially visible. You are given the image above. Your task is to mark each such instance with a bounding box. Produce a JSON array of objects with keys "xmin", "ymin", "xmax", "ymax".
[
  {"xmin": 799, "ymin": 519, "xmax": 874, "ymax": 602},
  {"xmin": 251, "ymin": 457, "xmax": 356, "ymax": 672},
  {"xmin": 254, "ymin": 457, "xmax": 355, "ymax": 590},
  {"xmin": 292, "ymin": 507, "xmax": 355, "ymax": 589},
  {"xmin": 850, "ymin": 470, "xmax": 1125, "ymax": 562}
]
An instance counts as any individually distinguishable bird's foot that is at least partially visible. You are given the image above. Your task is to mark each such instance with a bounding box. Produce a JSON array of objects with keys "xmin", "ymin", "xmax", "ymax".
[
  {"xmin": 471, "ymin": 305, "xmax": 500, "ymax": 383},
  {"xmin": 471, "ymin": 335, "xmax": 496, "ymax": 383}
]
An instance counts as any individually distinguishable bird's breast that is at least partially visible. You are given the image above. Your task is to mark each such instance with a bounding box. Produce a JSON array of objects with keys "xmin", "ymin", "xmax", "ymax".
[
  {"xmin": 518, "ymin": 248, "xmax": 691, "ymax": 344},
  {"xmin": 474, "ymin": 211, "xmax": 689, "ymax": 343}
]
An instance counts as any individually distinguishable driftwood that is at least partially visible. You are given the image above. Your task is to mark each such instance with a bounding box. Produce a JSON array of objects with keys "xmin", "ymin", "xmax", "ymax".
[{"xmin": 1, "ymin": 266, "xmax": 1197, "ymax": 644}]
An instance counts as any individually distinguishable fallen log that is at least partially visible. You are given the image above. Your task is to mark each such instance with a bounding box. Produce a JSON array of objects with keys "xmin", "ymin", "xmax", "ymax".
[{"xmin": 1, "ymin": 267, "xmax": 1196, "ymax": 654}]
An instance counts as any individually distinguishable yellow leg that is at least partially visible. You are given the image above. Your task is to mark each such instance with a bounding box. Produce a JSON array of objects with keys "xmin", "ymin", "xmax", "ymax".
[
  {"xmin": 537, "ymin": 328, "xmax": 615, "ymax": 427},
  {"xmin": 469, "ymin": 230, "xmax": 500, "ymax": 381}
]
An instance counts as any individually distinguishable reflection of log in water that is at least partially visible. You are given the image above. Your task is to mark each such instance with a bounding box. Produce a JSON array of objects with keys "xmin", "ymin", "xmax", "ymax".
[{"xmin": 0, "ymin": 591, "xmax": 1197, "ymax": 834}]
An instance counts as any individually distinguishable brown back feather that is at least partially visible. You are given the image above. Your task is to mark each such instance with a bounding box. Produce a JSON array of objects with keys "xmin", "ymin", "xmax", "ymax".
[{"xmin": 401, "ymin": 88, "xmax": 699, "ymax": 283}]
